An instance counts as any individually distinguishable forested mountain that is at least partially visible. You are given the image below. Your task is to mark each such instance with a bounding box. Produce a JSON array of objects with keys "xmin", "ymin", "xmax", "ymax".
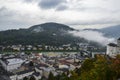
[
  {"xmin": 100, "ymin": 25, "xmax": 120, "ymax": 38},
  {"xmin": 1, "ymin": 22, "xmax": 118, "ymax": 47},
  {"xmin": 0, "ymin": 22, "xmax": 89, "ymax": 46}
]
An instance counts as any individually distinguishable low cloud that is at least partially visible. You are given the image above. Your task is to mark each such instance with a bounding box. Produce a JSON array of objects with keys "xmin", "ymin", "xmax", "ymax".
[{"xmin": 69, "ymin": 30, "xmax": 115, "ymax": 45}]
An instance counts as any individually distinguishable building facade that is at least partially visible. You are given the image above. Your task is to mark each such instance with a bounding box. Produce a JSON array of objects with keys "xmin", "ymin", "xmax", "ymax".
[
  {"xmin": 0, "ymin": 58, "xmax": 24, "ymax": 71},
  {"xmin": 107, "ymin": 38, "xmax": 120, "ymax": 57}
]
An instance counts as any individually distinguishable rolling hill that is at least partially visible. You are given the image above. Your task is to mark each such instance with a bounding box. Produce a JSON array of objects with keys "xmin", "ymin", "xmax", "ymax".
[
  {"xmin": 100, "ymin": 25, "xmax": 120, "ymax": 38},
  {"xmin": 0, "ymin": 22, "xmax": 88, "ymax": 46}
]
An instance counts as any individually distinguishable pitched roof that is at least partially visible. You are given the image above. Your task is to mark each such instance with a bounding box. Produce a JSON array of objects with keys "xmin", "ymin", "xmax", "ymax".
[
  {"xmin": 17, "ymin": 69, "xmax": 34, "ymax": 75},
  {"xmin": 108, "ymin": 43, "xmax": 118, "ymax": 47},
  {"xmin": 32, "ymin": 72, "xmax": 40, "ymax": 77}
]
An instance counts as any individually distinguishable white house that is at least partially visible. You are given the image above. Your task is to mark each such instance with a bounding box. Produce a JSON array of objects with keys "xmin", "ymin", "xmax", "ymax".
[
  {"xmin": 0, "ymin": 58, "xmax": 24, "ymax": 71},
  {"xmin": 42, "ymin": 67, "xmax": 56, "ymax": 78},
  {"xmin": 17, "ymin": 69, "xmax": 34, "ymax": 80},
  {"xmin": 106, "ymin": 38, "xmax": 120, "ymax": 57},
  {"xmin": 106, "ymin": 43, "xmax": 118, "ymax": 56},
  {"xmin": 59, "ymin": 64, "xmax": 69, "ymax": 69},
  {"xmin": 9, "ymin": 73, "xmax": 17, "ymax": 80},
  {"xmin": 33, "ymin": 72, "xmax": 42, "ymax": 80}
]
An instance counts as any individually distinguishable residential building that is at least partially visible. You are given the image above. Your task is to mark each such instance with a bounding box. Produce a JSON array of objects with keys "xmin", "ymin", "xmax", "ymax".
[
  {"xmin": 0, "ymin": 55, "xmax": 25, "ymax": 71},
  {"xmin": 106, "ymin": 38, "xmax": 120, "ymax": 57}
]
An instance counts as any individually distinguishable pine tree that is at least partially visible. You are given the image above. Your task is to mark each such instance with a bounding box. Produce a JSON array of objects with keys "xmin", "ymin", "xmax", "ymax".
[
  {"xmin": 30, "ymin": 76, "xmax": 36, "ymax": 80},
  {"xmin": 23, "ymin": 77, "xmax": 28, "ymax": 80},
  {"xmin": 48, "ymin": 72, "xmax": 55, "ymax": 80}
]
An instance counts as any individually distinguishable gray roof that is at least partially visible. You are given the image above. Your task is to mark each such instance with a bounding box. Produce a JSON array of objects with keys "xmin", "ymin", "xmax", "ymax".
[
  {"xmin": 1, "ymin": 57, "xmax": 24, "ymax": 65},
  {"xmin": 108, "ymin": 43, "xmax": 118, "ymax": 47},
  {"xmin": 32, "ymin": 72, "xmax": 40, "ymax": 77}
]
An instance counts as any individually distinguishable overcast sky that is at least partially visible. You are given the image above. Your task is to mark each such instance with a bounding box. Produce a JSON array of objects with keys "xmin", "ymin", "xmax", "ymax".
[{"xmin": 0, "ymin": 0, "xmax": 120, "ymax": 30}]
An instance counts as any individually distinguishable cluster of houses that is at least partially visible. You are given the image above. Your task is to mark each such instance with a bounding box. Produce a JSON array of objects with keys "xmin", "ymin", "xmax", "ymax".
[
  {"xmin": 0, "ymin": 39, "xmax": 115, "ymax": 80},
  {"xmin": 0, "ymin": 51, "xmax": 92, "ymax": 80},
  {"xmin": 0, "ymin": 43, "xmax": 98, "ymax": 52},
  {"xmin": 107, "ymin": 38, "xmax": 120, "ymax": 57}
]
